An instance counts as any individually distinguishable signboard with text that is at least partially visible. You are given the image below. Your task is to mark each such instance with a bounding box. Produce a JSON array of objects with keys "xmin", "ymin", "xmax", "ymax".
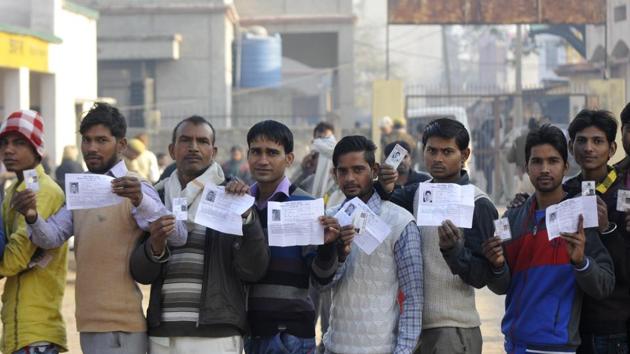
[{"xmin": 0, "ymin": 32, "xmax": 49, "ymax": 72}]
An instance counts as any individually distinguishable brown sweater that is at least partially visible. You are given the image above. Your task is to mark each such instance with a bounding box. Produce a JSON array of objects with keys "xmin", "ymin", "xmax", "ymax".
[{"xmin": 73, "ymin": 198, "xmax": 146, "ymax": 332}]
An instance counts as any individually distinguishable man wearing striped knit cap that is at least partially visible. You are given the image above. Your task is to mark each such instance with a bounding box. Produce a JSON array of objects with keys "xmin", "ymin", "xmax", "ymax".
[{"xmin": 0, "ymin": 110, "xmax": 68, "ymax": 354}]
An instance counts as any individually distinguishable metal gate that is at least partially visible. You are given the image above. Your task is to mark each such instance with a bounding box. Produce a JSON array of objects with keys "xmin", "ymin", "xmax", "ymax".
[{"xmin": 405, "ymin": 90, "xmax": 589, "ymax": 203}]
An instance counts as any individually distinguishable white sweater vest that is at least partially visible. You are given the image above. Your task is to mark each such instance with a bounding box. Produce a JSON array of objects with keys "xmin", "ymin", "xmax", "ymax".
[
  {"xmin": 414, "ymin": 184, "xmax": 488, "ymax": 329},
  {"xmin": 324, "ymin": 201, "xmax": 415, "ymax": 354}
]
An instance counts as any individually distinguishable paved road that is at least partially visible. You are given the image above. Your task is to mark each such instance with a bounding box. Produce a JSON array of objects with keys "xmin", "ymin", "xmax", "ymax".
[
  {"xmin": 0, "ymin": 257, "xmax": 508, "ymax": 353},
  {"xmin": 477, "ymin": 287, "xmax": 506, "ymax": 353}
]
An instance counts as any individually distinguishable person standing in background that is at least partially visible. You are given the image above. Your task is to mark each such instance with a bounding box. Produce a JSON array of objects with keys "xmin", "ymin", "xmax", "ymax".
[
  {"xmin": 136, "ymin": 133, "xmax": 161, "ymax": 183},
  {"xmin": 222, "ymin": 145, "xmax": 251, "ymax": 184},
  {"xmin": 55, "ymin": 145, "xmax": 83, "ymax": 192}
]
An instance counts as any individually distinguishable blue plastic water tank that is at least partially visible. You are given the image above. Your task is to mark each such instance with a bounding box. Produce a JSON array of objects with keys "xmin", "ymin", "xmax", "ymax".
[{"xmin": 240, "ymin": 33, "xmax": 282, "ymax": 88}]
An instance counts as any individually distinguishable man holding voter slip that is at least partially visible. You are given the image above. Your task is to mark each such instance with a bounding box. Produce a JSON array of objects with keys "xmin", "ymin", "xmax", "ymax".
[
  {"xmin": 130, "ymin": 115, "xmax": 269, "ymax": 354},
  {"xmin": 0, "ymin": 110, "xmax": 67, "ymax": 354},
  {"xmin": 317, "ymin": 135, "xmax": 422, "ymax": 354},
  {"xmin": 243, "ymin": 120, "xmax": 343, "ymax": 354},
  {"xmin": 378, "ymin": 118, "xmax": 500, "ymax": 354},
  {"xmin": 482, "ymin": 124, "xmax": 614, "ymax": 354},
  {"xmin": 11, "ymin": 103, "xmax": 187, "ymax": 354},
  {"xmin": 498, "ymin": 110, "xmax": 629, "ymax": 353}
]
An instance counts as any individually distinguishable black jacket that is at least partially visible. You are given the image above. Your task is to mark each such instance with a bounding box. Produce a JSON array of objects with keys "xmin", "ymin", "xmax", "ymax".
[
  {"xmin": 129, "ymin": 184, "xmax": 270, "ymax": 336},
  {"xmin": 565, "ymin": 168, "xmax": 630, "ymax": 337}
]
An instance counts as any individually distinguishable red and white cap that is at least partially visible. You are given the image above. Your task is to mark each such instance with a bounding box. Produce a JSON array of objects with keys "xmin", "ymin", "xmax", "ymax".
[{"xmin": 0, "ymin": 110, "xmax": 45, "ymax": 157}]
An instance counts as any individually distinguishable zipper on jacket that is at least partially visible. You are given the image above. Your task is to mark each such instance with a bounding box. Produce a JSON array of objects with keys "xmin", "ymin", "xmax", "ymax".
[
  {"xmin": 14, "ymin": 273, "xmax": 21, "ymax": 351},
  {"xmin": 198, "ymin": 228, "xmax": 213, "ymax": 328}
]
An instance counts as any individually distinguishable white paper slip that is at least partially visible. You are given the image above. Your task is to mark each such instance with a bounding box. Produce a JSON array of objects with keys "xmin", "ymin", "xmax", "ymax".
[
  {"xmin": 352, "ymin": 211, "xmax": 369, "ymax": 234},
  {"xmin": 194, "ymin": 184, "xmax": 255, "ymax": 236},
  {"xmin": 582, "ymin": 181, "xmax": 596, "ymax": 196},
  {"xmin": 546, "ymin": 195, "xmax": 598, "ymax": 240},
  {"xmin": 172, "ymin": 197, "xmax": 188, "ymax": 221},
  {"xmin": 617, "ymin": 189, "xmax": 630, "ymax": 212},
  {"xmin": 65, "ymin": 173, "xmax": 124, "ymax": 210},
  {"xmin": 384, "ymin": 144, "xmax": 408, "ymax": 169},
  {"xmin": 494, "ymin": 218, "xmax": 512, "ymax": 241},
  {"xmin": 416, "ymin": 183, "xmax": 475, "ymax": 228},
  {"xmin": 24, "ymin": 169, "xmax": 39, "ymax": 192},
  {"xmin": 268, "ymin": 198, "xmax": 325, "ymax": 247},
  {"xmin": 353, "ymin": 232, "xmax": 382, "ymax": 255},
  {"xmin": 333, "ymin": 197, "xmax": 392, "ymax": 255},
  {"xmin": 28, "ymin": 252, "xmax": 53, "ymax": 269}
]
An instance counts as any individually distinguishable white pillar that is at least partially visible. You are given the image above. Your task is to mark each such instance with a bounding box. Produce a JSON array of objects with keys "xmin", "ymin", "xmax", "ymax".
[
  {"xmin": 40, "ymin": 73, "xmax": 58, "ymax": 165},
  {"xmin": 3, "ymin": 67, "xmax": 30, "ymax": 114}
]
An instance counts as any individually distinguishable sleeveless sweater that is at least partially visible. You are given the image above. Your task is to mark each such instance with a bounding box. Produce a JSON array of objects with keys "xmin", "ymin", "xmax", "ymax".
[
  {"xmin": 73, "ymin": 176, "xmax": 146, "ymax": 333},
  {"xmin": 415, "ymin": 185, "xmax": 488, "ymax": 329},
  {"xmin": 324, "ymin": 201, "xmax": 414, "ymax": 353}
]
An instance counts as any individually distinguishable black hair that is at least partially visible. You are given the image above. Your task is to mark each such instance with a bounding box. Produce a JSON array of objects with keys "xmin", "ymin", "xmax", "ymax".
[
  {"xmin": 568, "ymin": 109, "xmax": 617, "ymax": 143},
  {"xmin": 313, "ymin": 121, "xmax": 335, "ymax": 138},
  {"xmin": 332, "ymin": 135, "xmax": 377, "ymax": 167},
  {"xmin": 528, "ymin": 117, "xmax": 538, "ymax": 131},
  {"xmin": 621, "ymin": 102, "xmax": 630, "ymax": 127},
  {"xmin": 422, "ymin": 118, "xmax": 470, "ymax": 150},
  {"xmin": 171, "ymin": 115, "xmax": 216, "ymax": 145},
  {"xmin": 80, "ymin": 102, "xmax": 127, "ymax": 139},
  {"xmin": 525, "ymin": 124, "xmax": 568, "ymax": 163},
  {"xmin": 230, "ymin": 145, "xmax": 243, "ymax": 153},
  {"xmin": 247, "ymin": 120, "xmax": 293, "ymax": 153},
  {"xmin": 384, "ymin": 140, "xmax": 411, "ymax": 156}
]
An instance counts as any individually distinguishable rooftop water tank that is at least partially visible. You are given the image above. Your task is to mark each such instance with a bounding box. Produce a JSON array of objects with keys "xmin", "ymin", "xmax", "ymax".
[{"xmin": 239, "ymin": 30, "xmax": 282, "ymax": 88}]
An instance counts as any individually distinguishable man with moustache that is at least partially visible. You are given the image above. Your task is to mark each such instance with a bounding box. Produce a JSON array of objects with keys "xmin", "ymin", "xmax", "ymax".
[
  {"xmin": 130, "ymin": 115, "xmax": 269, "ymax": 353},
  {"xmin": 321, "ymin": 135, "xmax": 422, "ymax": 354},
  {"xmin": 244, "ymin": 120, "xmax": 342, "ymax": 354},
  {"xmin": 379, "ymin": 118, "xmax": 500, "ymax": 353},
  {"xmin": 565, "ymin": 110, "xmax": 629, "ymax": 354},
  {"xmin": 11, "ymin": 103, "xmax": 186, "ymax": 354}
]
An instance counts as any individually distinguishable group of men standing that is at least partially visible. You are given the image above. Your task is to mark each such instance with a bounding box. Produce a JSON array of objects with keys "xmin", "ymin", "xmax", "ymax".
[{"xmin": 0, "ymin": 101, "xmax": 627, "ymax": 354}]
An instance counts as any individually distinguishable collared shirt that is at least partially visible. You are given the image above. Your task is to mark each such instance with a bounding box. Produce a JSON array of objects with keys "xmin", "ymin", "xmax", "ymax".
[
  {"xmin": 28, "ymin": 160, "xmax": 187, "ymax": 249},
  {"xmin": 331, "ymin": 192, "xmax": 422, "ymax": 354},
  {"xmin": 250, "ymin": 176, "xmax": 291, "ymax": 209}
]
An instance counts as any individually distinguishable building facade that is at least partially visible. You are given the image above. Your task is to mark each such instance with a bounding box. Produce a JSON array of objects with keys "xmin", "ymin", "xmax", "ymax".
[{"xmin": 0, "ymin": 0, "xmax": 98, "ymax": 165}]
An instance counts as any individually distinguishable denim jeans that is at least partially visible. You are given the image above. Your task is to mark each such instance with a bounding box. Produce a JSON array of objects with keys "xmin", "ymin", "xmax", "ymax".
[
  {"xmin": 13, "ymin": 344, "xmax": 58, "ymax": 354},
  {"xmin": 245, "ymin": 333, "xmax": 316, "ymax": 354},
  {"xmin": 592, "ymin": 333, "xmax": 629, "ymax": 354}
]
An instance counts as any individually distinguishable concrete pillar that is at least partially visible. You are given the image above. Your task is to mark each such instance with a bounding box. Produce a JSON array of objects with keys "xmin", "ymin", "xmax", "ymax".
[
  {"xmin": 3, "ymin": 67, "xmax": 30, "ymax": 114},
  {"xmin": 40, "ymin": 73, "xmax": 57, "ymax": 165}
]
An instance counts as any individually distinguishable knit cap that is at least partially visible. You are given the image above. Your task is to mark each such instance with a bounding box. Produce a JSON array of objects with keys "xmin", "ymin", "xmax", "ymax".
[
  {"xmin": 127, "ymin": 138, "xmax": 146, "ymax": 154},
  {"xmin": 0, "ymin": 110, "xmax": 45, "ymax": 157}
]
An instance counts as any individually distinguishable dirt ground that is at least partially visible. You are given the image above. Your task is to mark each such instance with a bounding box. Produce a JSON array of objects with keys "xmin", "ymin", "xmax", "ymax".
[{"xmin": 0, "ymin": 253, "xmax": 506, "ymax": 353}]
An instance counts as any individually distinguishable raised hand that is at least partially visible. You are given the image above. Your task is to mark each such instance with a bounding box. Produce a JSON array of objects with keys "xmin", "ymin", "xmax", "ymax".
[
  {"xmin": 112, "ymin": 176, "xmax": 143, "ymax": 207},
  {"xmin": 482, "ymin": 236, "xmax": 505, "ymax": 269},
  {"xmin": 11, "ymin": 189, "xmax": 38, "ymax": 224},
  {"xmin": 560, "ymin": 214, "xmax": 586, "ymax": 267},
  {"xmin": 149, "ymin": 215, "xmax": 176, "ymax": 256},
  {"xmin": 438, "ymin": 220, "xmax": 463, "ymax": 250},
  {"xmin": 378, "ymin": 164, "xmax": 398, "ymax": 194}
]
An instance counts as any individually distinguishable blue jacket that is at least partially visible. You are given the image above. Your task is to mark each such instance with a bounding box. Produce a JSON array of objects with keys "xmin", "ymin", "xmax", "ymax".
[{"xmin": 489, "ymin": 195, "xmax": 615, "ymax": 353}]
